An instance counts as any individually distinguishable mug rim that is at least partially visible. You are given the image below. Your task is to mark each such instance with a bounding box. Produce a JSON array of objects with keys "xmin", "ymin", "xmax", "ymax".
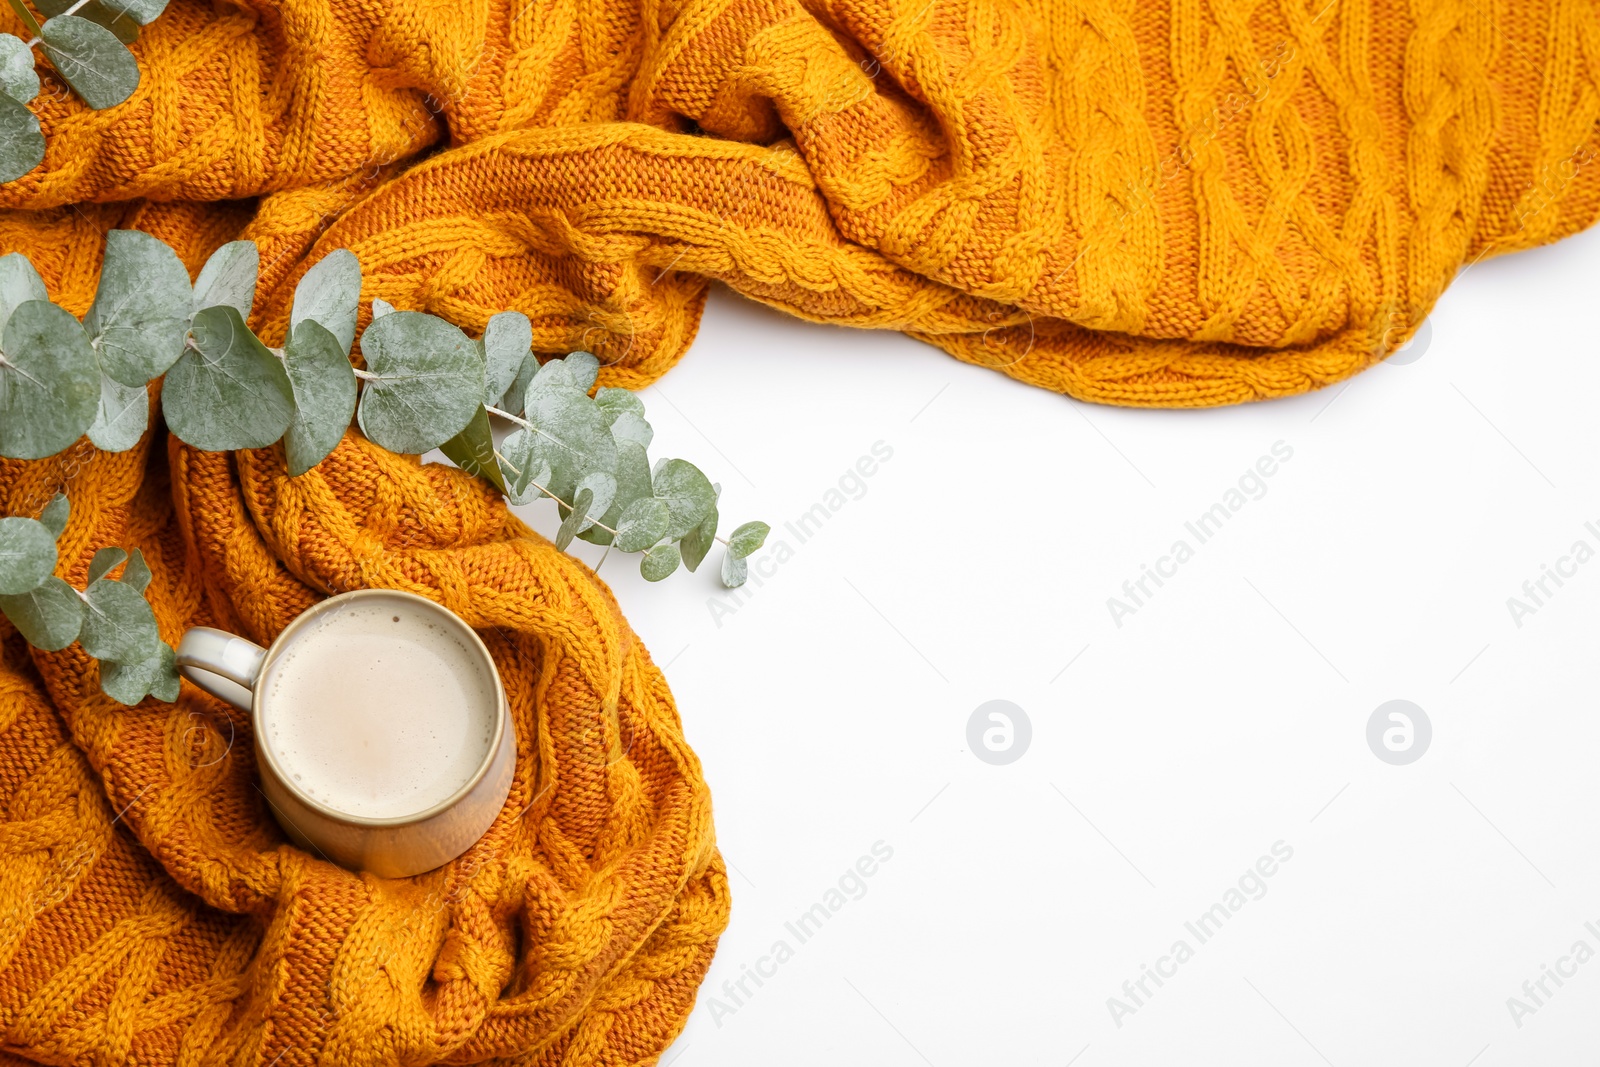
[{"xmin": 252, "ymin": 588, "xmax": 509, "ymax": 830}]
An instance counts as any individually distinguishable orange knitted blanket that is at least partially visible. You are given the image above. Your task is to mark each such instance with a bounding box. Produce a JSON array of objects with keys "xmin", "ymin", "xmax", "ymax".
[{"xmin": 0, "ymin": 0, "xmax": 1598, "ymax": 1064}]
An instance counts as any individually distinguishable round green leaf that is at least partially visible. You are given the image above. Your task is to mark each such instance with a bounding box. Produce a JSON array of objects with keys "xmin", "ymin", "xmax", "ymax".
[
  {"xmin": 33, "ymin": 0, "xmax": 141, "ymax": 42},
  {"xmin": 291, "ymin": 249, "xmax": 361, "ymax": 356},
  {"xmin": 497, "ymin": 352, "xmax": 537, "ymax": 418},
  {"xmin": 651, "ymin": 458, "xmax": 715, "ymax": 540},
  {"xmin": 555, "ymin": 486, "xmax": 592, "ymax": 552},
  {"xmin": 87, "ymin": 373, "xmax": 148, "ymax": 451},
  {"xmin": 39, "ymin": 493, "xmax": 68, "ymax": 538},
  {"xmin": 80, "ymin": 575, "xmax": 160, "ymax": 664},
  {"xmin": 577, "ymin": 439, "xmax": 651, "ymax": 547},
  {"xmin": 609, "ymin": 411, "xmax": 652, "ymax": 449},
  {"xmin": 614, "ymin": 496, "xmax": 669, "ymax": 553},
  {"xmin": 370, "ymin": 297, "xmax": 396, "ymax": 319},
  {"xmin": 282, "ymin": 317, "xmax": 356, "ymax": 475},
  {"xmin": 0, "ymin": 575, "xmax": 82, "ymax": 649},
  {"xmin": 39, "ymin": 15, "xmax": 138, "ymax": 110},
  {"xmin": 727, "ymin": 520, "xmax": 769, "ymax": 560},
  {"xmin": 355, "ymin": 310, "xmax": 483, "ymax": 455},
  {"xmin": 483, "ymin": 311, "xmax": 531, "ymax": 406},
  {"xmin": 0, "ymin": 516, "xmax": 56, "ymax": 595},
  {"xmin": 0, "ymin": 93, "xmax": 44, "ymax": 184},
  {"xmin": 570, "ymin": 471, "xmax": 616, "ymax": 534},
  {"xmin": 121, "ymin": 547, "xmax": 150, "ymax": 593},
  {"xmin": 438, "ymin": 403, "xmax": 505, "ymax": 491},
  {"xmin": 0, "ymin": 253, "xmax": 47, "ymax": 337},
  {"xmin": 86, "ymin": 545, "xmax": 126, "ymax": 584},
  {"xmin": 162, "ymin": 304, "xmax": 295, "ymax": 451},
  {"xmin": 562, "ymin": 350, "xmax": 599, "ymax": 393},
  {"xmin": 594, "ymin": 386, "xmax": 643, "ymax": 424},
  {"xmin": 721, "ymin": 551, "xmax": 748, "ymax": 588},
  {"xmin": 191, "ymin": 240, "xmax": 258, "ymax": 320},
  {"xmin": 526, "ymin": 383, "xmax": 616, "ymax": 502},
  {"xmin": 640, "ymin": 543, "xmax": 681, "ymax": 582},
  {"xmin": 100, "ymin": 640, "xmax": 177, "ymax": 704},
  {"xmin": 99, "ymin": 0, "xmax": 168, "ymax": 27},
  {"xmin": 84, "ymin": 229, "xmax": 192, "ymax": 385},
  {"xmin": 679, "ymin": 490, "xmax": 719, "ymax": 573},
  {"xmin": 0, "ymin": 33, "xmax": 40, "ymax": 104},
  {"xmin": 499, "ymin": 427, "xmax": 553, "ymax": 506},
  {"xmin": 0, "ymin": 300, "xmax": 100, "ymax": 460}
]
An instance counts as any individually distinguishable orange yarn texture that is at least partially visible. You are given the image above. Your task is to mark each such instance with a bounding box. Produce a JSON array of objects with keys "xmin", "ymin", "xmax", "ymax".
[
  {"xmin": 2, "ymin": 0, "xmax": 1599, "ymax": 402},
  {"xmin": 0, "ymin": 430, "xmax": 725, "ymax": 1065},
  {"xmin": 0, "ymin": 0, "xmax": 1598, "ymax": 1064}
]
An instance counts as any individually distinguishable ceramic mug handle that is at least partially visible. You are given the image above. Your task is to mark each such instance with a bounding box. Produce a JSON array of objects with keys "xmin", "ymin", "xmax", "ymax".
[{"xmin": 175, "ymin": 627, "xmax": 268, "ymax": 712}]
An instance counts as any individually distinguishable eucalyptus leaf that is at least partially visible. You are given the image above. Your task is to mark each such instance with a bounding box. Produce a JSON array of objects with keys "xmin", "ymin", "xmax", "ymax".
[
  {"xmin": 0, "ymin": 94, "xmax": 44, "ymax": 183},
  {"xmin": 355, "ymin": 310, "xmax": 483, "ymax": 455},
  {"xmin": 39, "ymin": 15, "xmax": 139, "ymax": 110},
  {"xmin": 86, "ymin": 546, "xmax": 126, "ymax": 583},
  {"xmin": 651, "ymin": 458, "xmax": 715, "ymax": 540},
  {"xmin": 608, "ymin": 410, "xmax": 652, "ymax": 449},
  {"xmin": 555, "ymin": 486, "xmax": 592, "ymax": 551},
  {"xmin": 439, "ymin": 404, "xmax": 505, "ymax": 491},
  {"xmin": 0, "ymin": 253, "xmax": 47, "ymax": 337},
  {"xmin": 0, "ymin": 300, "xmax": 100, "ymax": 460},
  {"xmin": 498, "ymin": 427, "xmax": 553, "ymax": 506},
  {"xmin": 191, "ymin": 241, "xmax": 258, "ymax": 320},
  {"xmin": 525, "ymin": 380, "xmax": 616, "ymax": 502},
  {"xmin": 614, "ymin": 496, "xmax": 669, "ymax": 553},
  {"xmin": 679, "ymin": 493, "xmax": 719, "ymax": 573},
  {"xmin": 162, "ymin": 305, "xmax": 295, "ymax": 451},
  {"xmin": 594, "ymin": 386, "xmax": 643, "ymax": 424},
  {"xmin": 33, "ymin": 0, "xmax": 140, "ymax": 42},
  {"xmin": 727, "ymin": 521, "xmax": 770, "ymax": 560},
  {"xmin": 482, "ymin": 311, "xmax": 531, "ymax": 407},
  {"xmin": 100, "ymin": 641, "xmax": 178, "ymax": 705},
  {"xmin": 498, "ymin": 352, "xmax": 537, "ymax": 417},
  {"xmin": 0, "ymin": 516, "xmax": 56, "ymax": 595},
  {"xmin": 290, "ymin": 249, "xmax": 361, "ymax": 355},
  {"xmin": 83, "ymin": 229, "xmax": 191, "ymax": 386},
  {"xmin": 99, "ymin": 0, "xmax": 169, "ymax": 28},
  {"xmin": 576, "ymin": 439, "xmax": 650, "ymax": 547},
  {"xmin": 570, "ymin": 471, "xmax": 616, "ymax": 533},
  {"xmin": 87, "ymin": 373, "xmax": 148, "ymax": 451},
  {"xmin": 282, "ymin": 317, "xmax": 355, "ymax": 475},
  {"xmin": 641, "ymin": 543, "xmax": 681, "ymax": 582},
  {"xmin": 370, "ymin": 298, "xmax": 395, "ymax": 319},
  {"xmin": 80, "ymin": 575, "xmax": 160, "ymax": 664},
  {"xmin": 121, "ymin": 547, "xmax": 150, "ymax": 593},
  {"xmin": 39, "ymin": 493, "xmax": 68, "ymax": 538},
  {"xmin": 562, "ymin": 350, "xmax": 599, "ymax": 393},
  {"xmin": 0, "ymin": 33, "xmax": 39, "ymax": 103},
  {"xmin": 0, "ymin": 575, "xmax": 81, "ymax": 649},
  {"xmin": 721, "ymin": 551, "xmax": 748, "ymax": 588}
]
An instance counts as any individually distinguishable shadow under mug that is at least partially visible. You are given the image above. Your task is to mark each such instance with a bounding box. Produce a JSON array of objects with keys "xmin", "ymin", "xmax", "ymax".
[{"xmin": 174, "ymin": 589, "xmax": 515, "ymax": 878}]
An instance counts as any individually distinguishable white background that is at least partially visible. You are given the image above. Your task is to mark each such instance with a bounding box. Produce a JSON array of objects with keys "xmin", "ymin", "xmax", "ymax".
[{"xmin": 503, "ymin": 224, "xmax": 1600, "ymax": 1066}]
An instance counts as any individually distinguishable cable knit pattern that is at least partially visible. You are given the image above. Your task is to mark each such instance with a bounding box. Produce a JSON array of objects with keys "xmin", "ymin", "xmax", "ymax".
[
  {"xmin": 0, "ymin": 0, "xmax": 1595, "ymax": 402},
  {"xmin": 0, "ymin": 417, "xmax": 726, "ymax": 1066},
  {"xmin": 0, "ymin": 1, "xmax": 1597, "ymax": 1064}
]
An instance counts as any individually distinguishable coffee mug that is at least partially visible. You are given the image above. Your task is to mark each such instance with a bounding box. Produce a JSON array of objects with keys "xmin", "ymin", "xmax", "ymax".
[{"xmin": 174, "ymin": 589, "xmax": 515, "ymax": 878}]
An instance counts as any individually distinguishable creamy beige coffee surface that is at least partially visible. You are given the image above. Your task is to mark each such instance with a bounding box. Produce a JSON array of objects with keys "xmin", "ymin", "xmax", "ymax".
[{"xmin": 260, "ymin": 597, "xmax": 498, "ymax": 820}]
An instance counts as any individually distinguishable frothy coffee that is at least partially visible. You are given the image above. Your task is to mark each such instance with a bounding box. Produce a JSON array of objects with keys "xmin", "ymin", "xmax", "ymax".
[{"xmin": 260, "ymin": 597, "xmax": 498, "ymax": 820}]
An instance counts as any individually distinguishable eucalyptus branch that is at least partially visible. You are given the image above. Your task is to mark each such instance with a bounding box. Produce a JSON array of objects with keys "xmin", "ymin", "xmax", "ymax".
[
  {"xmin": 1, "ymin": 0, "xmax": 167, "ymax": 182},
  {"xmin": 0, "ymin": 232, "xmax": 771, "ymax": 597}
]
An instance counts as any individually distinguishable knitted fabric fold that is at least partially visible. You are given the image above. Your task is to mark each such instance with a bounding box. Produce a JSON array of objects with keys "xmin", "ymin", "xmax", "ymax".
[
  {"xmin": 0, "ymin": 424, "xmax": 727, "ymax": 1065},
  {"xmin": 2, "ymin": 0, "xmax": 1597, "ymax": 404}
]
